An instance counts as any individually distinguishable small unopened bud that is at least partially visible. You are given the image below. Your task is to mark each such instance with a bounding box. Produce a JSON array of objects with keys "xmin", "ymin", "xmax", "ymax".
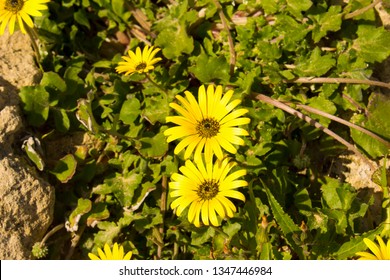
[
  {"xmin": 32, "ymin": 242, "xmax": 48, "ymax": 259},
  {"xmin": 257, "ymin": 215, "xmax": 269, "ymax": 244},
  {"xmin": 300, "ymin": 220, "xmax": 308, "ymax": 242}
]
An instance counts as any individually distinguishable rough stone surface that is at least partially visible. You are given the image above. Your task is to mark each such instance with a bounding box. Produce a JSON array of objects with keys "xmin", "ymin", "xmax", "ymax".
[{"xmin": 0, "ymin": 30, "xmax": 54, "ymax": 260}]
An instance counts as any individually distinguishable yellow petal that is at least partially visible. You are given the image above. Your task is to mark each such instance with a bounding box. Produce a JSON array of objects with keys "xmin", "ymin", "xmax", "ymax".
[
  {"xmin": 174, "ymin": 135, "xmax": 201, "ymax": 156},
  {"xmin": 183, "ymin": 91, "xmax": 203, "ymax": 121},
  {"xmin": 363, "ymin": 238, "xmax": 382, "ymax": 259},
  {"xmin": 97, "ymin": 247, "xmax": 107, "ymax": 260},
  {"xmin": 376, "ymin": 236, "xmax": 388, "ymax": 259},
  {"xmin": 221, "ymin": 190, "xmax": 246, "ymax": 202},
  {"xmin": 103, "ymin": 243, "xmax": 113, "ymax": 259},
  {"xmin": 0, "ymin": 13, "xmax": 12, "ymax": 35},
  {"xmin": 201, "ymin": 200, "xmax": 210, "ymax": 226},
  {"xmin": 123, "ymin": 251, "xmax": 133, "ymax": 260},
  {"xmin": 215, "ymin": 134, "xmax": 237, "ymax": 154},
  {"xmin": 112, "ymin": 243, "xmax": 120, "ymax": 259},
  {"xmin": 207, "ymin": 85, "xmax": 215, "ymax": 118},
  {"xmin": 88, "ymin": 253, "xmax": 101, "ymax": 260},
  {"xmin": 208, "ymin": 200, "xmax": 220, "ymax": 226},
  {"xmin": 210, "ymin": 197, "xmax": 226, "ymax": 219},
  {"xmin": 198, "ymin": 85, "xmax": 207, "ymax": 118},
  {"xmin": 356, "ymin": 252, "xmax": 379, "ymax": 260}
]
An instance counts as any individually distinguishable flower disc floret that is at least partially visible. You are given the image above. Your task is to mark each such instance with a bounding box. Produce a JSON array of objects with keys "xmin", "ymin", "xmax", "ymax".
[
  {"xmin": 169, "ymin": 157, "xmax": 247, "ymax": 227},
  {"xmin": 88, "ymin": 242, "xmax": 133, "ymax": 260},
  {"xmin": 115, "ymin": 45, "xmax": 162, "ymax": 76},
  {"xmin": 164, "ymin": 84, "xmax": 250, "ymax": 163},
  {"xmin": 0, "ymin": 0, "xmax": 49, "ymax": 35}
]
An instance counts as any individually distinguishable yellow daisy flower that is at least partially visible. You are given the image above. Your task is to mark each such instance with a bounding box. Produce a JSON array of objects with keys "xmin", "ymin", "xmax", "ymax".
[
  {"xmin": 88, "ymin": 242, "xmax": 133, "ymax": 260},
  {"xmin": 356, "ymin": 236, "xmax": 390, "ymax": 260},
  {"xmin": 164, "ymin": 85, "xmax": 250, "ymax": 163},
  {"xmin": 0, "ymin": 0, "xmax": 49, "ymax": 35},
  {"xmin": 115, "ymin": 45, "xmax": 162, "ymax": 76},
  {"xmin": 169, "ymin": 157, "xmax": 247, "ymax": 227}
]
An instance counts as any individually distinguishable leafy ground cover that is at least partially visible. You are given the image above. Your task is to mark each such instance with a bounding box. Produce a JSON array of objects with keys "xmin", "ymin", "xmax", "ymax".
[{"xmin": 5, "ymin": 0, "xmax": 390, "ymax": 259}]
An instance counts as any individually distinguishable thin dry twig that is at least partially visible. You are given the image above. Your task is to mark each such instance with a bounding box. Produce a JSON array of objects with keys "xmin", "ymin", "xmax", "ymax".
[
  {"xmin": 256, "ymin": 93, "xmax": 376, "ymax": 170},
  {"xmin": 295, "ymin": 103, "xmax": 390, "ymax": 148},
  {"xmin": 288, "ymin": 77, "xmax": 390, "ymax": 89},
  {"xmin": 344, "ymin": 0, "xmax": 382, "ymax": 20}
]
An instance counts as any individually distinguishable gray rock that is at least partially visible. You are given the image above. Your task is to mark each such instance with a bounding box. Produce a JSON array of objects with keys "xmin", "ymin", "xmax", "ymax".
[{"xmin": 0, "ymin": 30, "xmax": 55, "ymax": 259}]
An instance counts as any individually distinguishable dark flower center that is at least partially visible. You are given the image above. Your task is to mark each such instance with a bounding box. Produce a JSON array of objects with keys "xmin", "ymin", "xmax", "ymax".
[
  {"xmin": 197, "ymin": 180, "xmax": 219, "ymax": 200},
  {"xmin": 196, "ymin": 118, "xmax": 220, "ymax": 138},
  {"xmin": 135, "ymin": 62, "xmax": 147, "ymax": 71},
  {"xmin": 6, "ymin": 0, "xmax": 24, "ymax": 12}
]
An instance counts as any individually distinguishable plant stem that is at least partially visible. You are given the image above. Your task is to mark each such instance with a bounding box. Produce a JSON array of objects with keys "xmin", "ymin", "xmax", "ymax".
[
  {"xmin": 65, "ymin": 223, "xmax": 86, "ymax": 260},
  {"xmin": 288, "ymin": 77, "xmax": 390, "ymax": 89},
  {"xmin": 381, "ymin": 157, "xmax": 390, "ymax": 238},
  {"xmin": 344, "ymin": 0, "xmax": 381, "ymax": 20},
  {"xmin": 145, "ymin": 73, "xmax": 168, "ymax": 99},
  {"xmin": 25, "ymin": 25, "xmax": 43, "ymax": 71},
  {"xmin": 212, "ymin": 0, "xmax": 236, "ymax": 76},
  {"xmin": 255, "ymin": 93, "xmax": 376, "ymax": 170},
  {"xmin": 157, "ymin": 175, "xmax": 167, "ymax": 259},
  {"xmin": 295, "ymin": 103, "xmax": 390, "ymax": 148},
  {"xmin": 40, "ymin": 224, "xmax": 65, "ymax": 246}
]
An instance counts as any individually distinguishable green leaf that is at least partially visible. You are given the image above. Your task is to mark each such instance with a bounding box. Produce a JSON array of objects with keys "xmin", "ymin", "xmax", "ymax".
[
  {"xmin": 40, "ymin": 72, "xmax": 67, "ymax": 96},
  {"xmin": 93, "ymin": 172, "xmax": 143, "ymax": 207},
  {"xmin": 294, "ymin": 47, "xmax": 335, "ymax": 76},
  {"xmin": 276, "ymin": 14, "xmax": 310, "ymax": 51},
  {"xmin": 307, "ymin": 95, "xmax": 337, "ymax": 126},
  {"xmin": 142, "ymin": 95, "xmax": 170, "ymax": 125},
  {"xmin": 22, "ymin": 136, "xmax": 45, "ymax": 171},
  {"xmin": 264, "ymin": 185, "xmax": 304, "ymax": 259},
  {"xmin": 306, "ymin": 209, "xmax": 329, "ymax": 233},
  {"xmin": 189, "ymin": 50, "xmax": 230, "ymax": 83},
  {"xmin": 76, "ymin": 98, "xmax": 100, "ymax": 133},
  {"xmin": 350, "ymin": 93, "xmax": 390, "ymax": 159},
  {"xmin": 111, "ymin": 0, "xmax": 125, "ymax": 16},
  {"xmin": 353, "ymin": 25, "xmax": 390, "ymax": 63},
  {"xmin": 19, "ymin": 85, "xmax": 50, "ymax": 127},
  {"xmin": 256, "ymin": 41, "xmax": 282, "ymax": 61},
  {"xmin": 138, "ymin": 130, "xmax": 169, "ymax": 159},
  {"xmin": 74, "ymin": 8, "xmax": 91, "ymax": 29},
  {"xmin": 294, "ymin": 187, "xmax": 312, "ymax": 212},
  {"xmin": 119, "ymin": 98, "xmax": 141, "ymax": 125},
  {"xmin": 94, "ymin": 221, "xmax": 121, "ymax": 246},
  {"xmin": 86, "ymin": 203, "xmax": 110, "ymax": 226},
  {"xmin": 68, "ymin": 198, "xmax": 92, "ymax": 230},
  {"xmin": 52, "ymin": 108, "xmax": 70, "ymax": 132},
  {"xmin": 310, "ymin": 5, "xmax": 343, "ymax": 43},
  {"xmin": 286, "ymin": 0, "xmax": 312, "ymax": 18},
  {"xmin": 155, "ymin": 24, "xmax": 194, "ymax": 59},
  {"xmin": 321, "ymin": 177, "xmax": 356, "ymax": 211},
  {"xmin": 259, "ymin": 0, "xmax": 280, "ymax": 14},
  {"xmin": 50, "ymin": 154, "xmax": 78, "ymax": 183},
  {"xmin": 332, "ymin": 225, "xmax": 384, "ymax": 259},
  {"xmin": 191, "ymin": 227, "xmax": 215, "ymax": 246}
]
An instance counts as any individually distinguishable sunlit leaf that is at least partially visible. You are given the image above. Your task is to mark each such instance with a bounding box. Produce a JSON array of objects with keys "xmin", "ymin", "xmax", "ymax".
[
  {"xmin": 19, "ymin": 86, "xmax": 50, "ymax": 127},
  {"xmin": 51, "ymin": 154, "xmax": 78, "ymax": 183}
]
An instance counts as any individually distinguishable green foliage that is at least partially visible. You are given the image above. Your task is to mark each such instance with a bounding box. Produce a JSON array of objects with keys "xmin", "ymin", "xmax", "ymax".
[{"xmin": 19, "ymin": 0, "xmax": 390, "ymax": 260}]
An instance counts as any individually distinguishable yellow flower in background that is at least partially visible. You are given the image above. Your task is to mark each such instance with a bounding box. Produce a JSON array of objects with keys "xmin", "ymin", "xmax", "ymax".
[
  {"xmin": 170, "ymin": 157, "xmax": 247, "ymax": 227},
  {"xmin": 0, "ymin": 0, "xmax": 49, "ymax": 35},
  {"xmin": 356, "ymin": 236, "xmax": 390, "ymax": 260},
  {"xmin": 116, "ymin": 45, "xmax": 162, "ymax": 76},
  {"xmin": 88, "ymin": 242, "xmax": 133, "ymax": 260},
  {"xmin": 164, "ymin": 85, "xmax": 250, "ymax": 163}
]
